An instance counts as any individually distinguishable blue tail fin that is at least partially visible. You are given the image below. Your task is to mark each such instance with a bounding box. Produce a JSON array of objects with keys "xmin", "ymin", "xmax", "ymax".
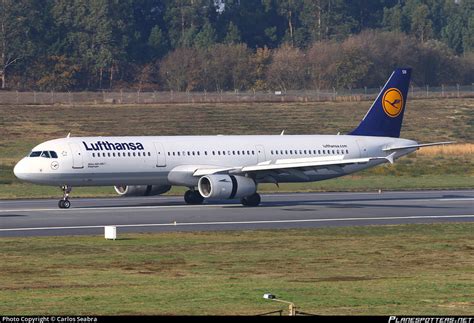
[{"xmin": 349, "ymin": 68, "xmax": 411, "ymax": 138}]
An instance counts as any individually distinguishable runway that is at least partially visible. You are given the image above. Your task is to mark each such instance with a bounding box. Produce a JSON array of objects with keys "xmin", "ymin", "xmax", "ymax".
[{"xmin": 0, "ymin": 190, "xmax": 473, "ymax": 237}]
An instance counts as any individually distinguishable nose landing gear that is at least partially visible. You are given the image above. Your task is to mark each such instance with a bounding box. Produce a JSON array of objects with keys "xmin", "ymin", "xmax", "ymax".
[{"xmin": 58, "ymin": 185, "xmax": 72, "ymax": 209}]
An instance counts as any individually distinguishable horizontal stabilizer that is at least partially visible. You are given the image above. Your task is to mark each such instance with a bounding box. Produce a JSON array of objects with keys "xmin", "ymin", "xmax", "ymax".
[{"xmin": 382, "ymin": 141, "xmax": 455, "ymax": 152}]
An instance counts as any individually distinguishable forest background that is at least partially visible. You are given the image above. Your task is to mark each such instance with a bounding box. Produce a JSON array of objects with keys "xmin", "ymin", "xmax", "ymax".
[{"xmin": 1, "ymin": 0, "xmax": 473, "ymax": 92}]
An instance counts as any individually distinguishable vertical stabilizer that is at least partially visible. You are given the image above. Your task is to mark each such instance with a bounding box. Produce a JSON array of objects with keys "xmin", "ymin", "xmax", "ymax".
[{"xmin": 349, "ymin": 68, "xmax": 411, "ymax": 138}]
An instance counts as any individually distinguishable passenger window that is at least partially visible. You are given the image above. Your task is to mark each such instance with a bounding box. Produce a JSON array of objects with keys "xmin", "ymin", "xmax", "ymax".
[{"xmin": 92, "ymin": 153, "xmax": 95, "ymax": 157}]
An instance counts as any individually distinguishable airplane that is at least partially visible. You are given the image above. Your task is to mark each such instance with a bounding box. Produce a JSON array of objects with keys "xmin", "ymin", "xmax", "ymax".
[{"xmin": 14, "ymin": 68, "xmax": 452, "ymax": 209}]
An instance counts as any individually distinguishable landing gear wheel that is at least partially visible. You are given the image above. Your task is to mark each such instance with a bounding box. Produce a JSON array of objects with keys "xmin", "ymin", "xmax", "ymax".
[
  {"xmin": 63, "ymin": 200, "xmax": 71, "ymax": 209},
  {"xmin": 58, "ymin": 199, "xmax": 71, "ymax": 209},
  {"xmin": 58, "ymin": 185, "xmax": 72, "ymax": 209},
  {"xmin": 184, "ymin": 190, "xmax": 204, "ymax": 205},
  {"xmin": 240, "ymin": 193, "xmax": 261, "ymax": 207}
]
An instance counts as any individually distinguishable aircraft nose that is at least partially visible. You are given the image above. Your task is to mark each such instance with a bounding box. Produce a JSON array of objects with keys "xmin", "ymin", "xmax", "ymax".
[{"xmin": 13, "ymin": 158, "xmax": 29, "ymax": 180}]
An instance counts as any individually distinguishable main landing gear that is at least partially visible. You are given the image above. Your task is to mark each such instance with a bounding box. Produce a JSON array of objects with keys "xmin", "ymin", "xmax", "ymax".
[
  {"xmin": 240, "ymin": 193, "xmax": 261, "ymax": 207},
  {"xmin": 58, "ymin": 185, "xmax": 72, "ymax": 209},
  {"xmin": 184, "ymin": 189, "xmax": 204, "ymax": 205}
]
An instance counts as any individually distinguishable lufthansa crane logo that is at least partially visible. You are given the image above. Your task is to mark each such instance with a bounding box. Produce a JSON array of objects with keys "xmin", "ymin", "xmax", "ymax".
[
  {"xmin": 382, "ymin": 88, "xmax": 404, "ymax": 118},
  {"xmin": 51, "ymin": 161, "xmax": 59, "ymax": 170}
]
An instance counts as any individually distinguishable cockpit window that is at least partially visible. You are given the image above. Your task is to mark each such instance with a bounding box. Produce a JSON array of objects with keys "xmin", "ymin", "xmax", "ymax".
[
  {"xmin": 29, "ymin": 151, "xmax": 58, "ymax": 158},
  {"xmin": 29, "ymin": 151, "xmax": 41, "ymax": 157},
  {"xmin": 41, "ymin": 151, "xmax": 51, "ymax": 158}
]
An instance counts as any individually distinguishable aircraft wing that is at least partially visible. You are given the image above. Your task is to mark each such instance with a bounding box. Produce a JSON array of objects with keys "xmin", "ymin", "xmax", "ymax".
[
  {"xmin": 382, "ymin": 141, "xmax": 454, "ymax": 151},
  {"xmin": 193, "ymin": 154, "xmax": 395, "ymax": 178}
]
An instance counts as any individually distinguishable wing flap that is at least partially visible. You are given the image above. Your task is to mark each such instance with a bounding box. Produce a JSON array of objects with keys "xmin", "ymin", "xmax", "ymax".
[
  {"xmin": 193, "ymin": 155, "xmax": 395, "ymax": 177},
  {"xmin": 241, "ymin": 156, "xmax": 380, "ymax": 172}
]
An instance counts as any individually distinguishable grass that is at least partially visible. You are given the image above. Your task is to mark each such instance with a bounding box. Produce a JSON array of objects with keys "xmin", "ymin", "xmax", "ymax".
[
  {"xmin": 0, "ymin": 224, "xmax": 472, "ymax": 315},
  {"xmin": 417, "ymin": 143, "xmax": 474, "ymax": 156},
  {"xmin": 0, "ymin": 98, "xmax": 472, "ymax": 198}
]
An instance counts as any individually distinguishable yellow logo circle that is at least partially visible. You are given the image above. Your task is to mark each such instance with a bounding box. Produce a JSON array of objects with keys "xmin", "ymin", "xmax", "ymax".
[{"xmin": 382, "ymin": 88, "xmax": 403, "ymax": 118}]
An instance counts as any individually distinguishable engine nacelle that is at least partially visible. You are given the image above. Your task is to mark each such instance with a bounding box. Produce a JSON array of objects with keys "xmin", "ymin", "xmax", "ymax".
[
  {"xmin": 114, "ymin": 185, "xmax": 171, "ymax": 197},
  {"xmin": 198, "ymin": 175, "xmax": 256, "ymax": 200}
]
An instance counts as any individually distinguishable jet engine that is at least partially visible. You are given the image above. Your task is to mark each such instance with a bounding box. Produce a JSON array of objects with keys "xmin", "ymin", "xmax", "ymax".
[
  {"xmin": 114, "ymin": 185, "xmax": 171, "ymax": 197},
  {"xmin": 198, "ymin": 174, "xmax": 256, "ymax": 199}
]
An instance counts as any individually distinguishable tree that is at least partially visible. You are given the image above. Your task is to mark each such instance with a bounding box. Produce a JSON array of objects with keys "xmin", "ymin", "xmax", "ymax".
[
  {"xmin": 306, "ymin": 40, "xmax": 341, "ymax": 89},
  {"xmin": 164, "ymin": 0, "xmax": 217, "ymax": 49},
  {"xmin": 36, "ymin": 55, "xmax": 80, "ymax": 90},
  {"xmin": 223, "ymin": 21, "xmax": 241, "ymax": 44},
  {"xmin": 194, "ymin": 22, "xmax": 217, "ymax": 49},
  {"xmin": 410, "ymin": 4, "xmax": 433, "ymax": 43},
  {"xmin": 275, "ymin": 0, "xmax": 303, "ymax": 47},
  {"xmin": 252, "ymin": 46, "xmax": 272, "ymax": 90},
  {"xmin": 383, "ymin": 4, "xmax": 403, "ymax": 33},
  {"xmin": 159, "ymin": 47, "xmax": 201, "ymax": 91},
  {"xmin": 0, "ymin": 0, "xmax": 38, "ymax": 88},
  {"xmin": 266, "ymin": 44, "xmax": 307, "ymax": 91},
  {"xmin": 148, "ymin": 25, "xmax": 169, "ymax": 59}
]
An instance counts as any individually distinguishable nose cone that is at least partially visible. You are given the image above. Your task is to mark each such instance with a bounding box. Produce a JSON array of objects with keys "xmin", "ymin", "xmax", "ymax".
[{"xmin": 13, "ymin": 158, "xmax": 29, "ymax": 181}]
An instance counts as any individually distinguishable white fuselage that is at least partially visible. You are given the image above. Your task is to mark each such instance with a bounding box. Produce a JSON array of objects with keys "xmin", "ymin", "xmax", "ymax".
[{"xmin": 13, "ymin": 135, "xmax": 417, "ymax": 187}]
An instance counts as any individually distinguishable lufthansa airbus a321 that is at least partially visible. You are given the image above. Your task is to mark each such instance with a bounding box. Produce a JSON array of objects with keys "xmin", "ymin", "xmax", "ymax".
[{"xmin": 14, "ymin": 68, "xmax": 451, "ymax": 208}]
